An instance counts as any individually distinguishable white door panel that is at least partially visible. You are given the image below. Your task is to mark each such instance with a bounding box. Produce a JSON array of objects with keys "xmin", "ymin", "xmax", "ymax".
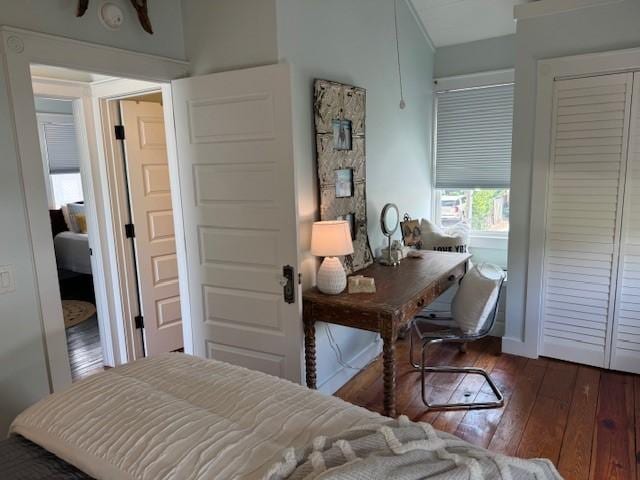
[
  {"xmin": 541, "ymin": 73, "xmax": 633, "ymax": 368},
  {"xmin": 610, "ymin": 73, "xmax": 640, "ymax": 374},
  {"xmin": 121, "ymin": 101, "xmax": 183, "ymax": 355},
  {"xmin": 171, "ymin": 64, "xmax": 302, "ymax": 382}
]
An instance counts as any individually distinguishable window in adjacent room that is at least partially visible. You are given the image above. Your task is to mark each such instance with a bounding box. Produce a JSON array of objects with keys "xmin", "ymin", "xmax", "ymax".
[
  {"xmin": 433, "ymin": 83, "xmax": 514, "ymax": 236},
  {"xmin": 36, "ymin": 111, "xmax": 84, "ymax": 209}
]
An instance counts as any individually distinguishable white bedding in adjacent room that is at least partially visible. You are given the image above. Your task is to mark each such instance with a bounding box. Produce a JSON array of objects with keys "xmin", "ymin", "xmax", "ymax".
[{"xmin": 54, "ymin": 231, "xmax": 92, "ymax": 275}]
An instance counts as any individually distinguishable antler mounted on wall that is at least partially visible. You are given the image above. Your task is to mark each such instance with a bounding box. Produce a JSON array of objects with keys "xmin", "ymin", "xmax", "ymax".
[{"xmin": 76, "ymin": 0, "xmax": 153, "ymax": 34}]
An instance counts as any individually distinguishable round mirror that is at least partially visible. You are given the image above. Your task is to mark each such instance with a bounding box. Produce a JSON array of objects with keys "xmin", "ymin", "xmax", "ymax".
[{"xmin": 380, "ymin": 203, "xmax": 400, "ymax": 237}]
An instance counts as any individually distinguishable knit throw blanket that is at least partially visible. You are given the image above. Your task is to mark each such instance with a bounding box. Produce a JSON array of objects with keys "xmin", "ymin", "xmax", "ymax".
[{"xmin": 264, "ymin": 416, "xmax": 563, "ymax": 480}]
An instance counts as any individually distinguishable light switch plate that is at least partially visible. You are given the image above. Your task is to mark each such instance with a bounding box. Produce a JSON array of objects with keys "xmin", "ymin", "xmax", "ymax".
[{"xmin": 0, "ymin": 265, "xmax": 15, "ymax": 294}]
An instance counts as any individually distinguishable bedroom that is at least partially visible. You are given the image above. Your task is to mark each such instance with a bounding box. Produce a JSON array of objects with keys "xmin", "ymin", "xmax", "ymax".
[{"xmin": 1, "ymin": 1, "xmax": 639, "ymax": 479}]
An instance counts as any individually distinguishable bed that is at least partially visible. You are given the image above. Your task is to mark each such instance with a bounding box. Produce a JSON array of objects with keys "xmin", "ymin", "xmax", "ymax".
[
  {"xmin": 3, "ymin": 354, "xmax": 562, "ymax": 480},
  {"xmin": 54, "ymin": 231, "xmax": 92, "ymax": 275}
]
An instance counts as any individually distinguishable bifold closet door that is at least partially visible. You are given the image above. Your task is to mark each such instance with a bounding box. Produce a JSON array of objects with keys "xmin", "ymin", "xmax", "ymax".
[
  {"xmin": 610, "ymin": 73, "xmax": 640, "ymax": 374},
  {"xmin": 541, "ymin": 73, "xmax": 633, "ymax": 368}
]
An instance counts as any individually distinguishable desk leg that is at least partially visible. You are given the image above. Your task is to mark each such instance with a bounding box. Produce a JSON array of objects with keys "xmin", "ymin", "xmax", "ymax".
[
  {"xmin": 381, "ymin": 320, "xmax": 396, "ymax": 417},
  {"xmin": 303, "ymin": 313, "xmax": 317, "ymax": 389}
]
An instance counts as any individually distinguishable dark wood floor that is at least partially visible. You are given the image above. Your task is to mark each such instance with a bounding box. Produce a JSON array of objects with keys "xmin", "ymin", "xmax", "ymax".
[
  {"xmin": 65, "ymin": 315, "xmax": 104, "ymax": 381},
  {"xmin": 335, "ymin": 335, "xmax": 640, "ymax": 480}
]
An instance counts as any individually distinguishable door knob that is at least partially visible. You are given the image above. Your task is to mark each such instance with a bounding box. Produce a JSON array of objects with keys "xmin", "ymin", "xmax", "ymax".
[{"xmin": 282, "ymin": 265, "xmax": 295, "ymax": 304}]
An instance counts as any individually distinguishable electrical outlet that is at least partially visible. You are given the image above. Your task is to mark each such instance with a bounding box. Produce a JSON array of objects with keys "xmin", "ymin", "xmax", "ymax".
[{"xmin": 0, "ymin": 265, "xmax": 15, "ymax": 294}]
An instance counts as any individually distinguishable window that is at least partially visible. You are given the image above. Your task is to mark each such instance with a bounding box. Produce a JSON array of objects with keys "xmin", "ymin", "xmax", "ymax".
[
  {"xmin": 435, "ymin": 189, "xmax": 509, "ymax": 232},
  {"xmin": 434, "ymin": 83, "xmax": 514, "ymax": 235},
  {"xmin": 37, "ymin": 112, "xmax": 84, "ymax": 208},
  {"xmin": 50, "ymin": 173, "xmax": 84, "ymax": 208}
]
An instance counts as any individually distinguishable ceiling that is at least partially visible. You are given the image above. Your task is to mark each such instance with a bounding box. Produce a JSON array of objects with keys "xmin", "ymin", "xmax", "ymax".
[{"xmin": 410, "ymin": 0, "xmax": 533, "ymax": 48}]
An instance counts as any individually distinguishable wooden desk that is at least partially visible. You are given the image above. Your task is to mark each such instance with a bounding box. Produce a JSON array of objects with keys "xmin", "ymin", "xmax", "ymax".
[{"xmin": 303, "ymin": 251, "xmax": 471, "ymax": 417}]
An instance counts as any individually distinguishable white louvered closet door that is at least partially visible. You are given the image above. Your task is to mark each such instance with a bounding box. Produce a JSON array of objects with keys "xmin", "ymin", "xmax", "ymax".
[
  {"xmin": 541, "ymin": 73, "xmax": 633, "ymax": 368},
  {"xmin": 610, "ymin": 73, "xmax": 640, "ymax": 373}
]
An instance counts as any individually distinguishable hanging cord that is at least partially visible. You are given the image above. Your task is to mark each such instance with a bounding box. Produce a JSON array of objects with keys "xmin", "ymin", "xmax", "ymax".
[{"xmin": 394, "ymin": 0, "xmax": 406, "ymax": 110}]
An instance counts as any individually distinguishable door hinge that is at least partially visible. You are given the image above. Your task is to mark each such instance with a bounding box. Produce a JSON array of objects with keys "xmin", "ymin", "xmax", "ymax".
[
  {"xmin": 125, "ymin": 223, "xmax": 135, "ymax": 239},
  {"xmin": 114, "ymin": 125, "xmax": 125, "ymax": 140},
  {"xmin": 298, "ymin": 273, "xmax": 302, "ymax": 285},
  {"xmin": 135, "ymin": 315, "xmax": 144, "ymax": 329},
  {"xmin": 89, "ymin": 248, "xmax": 93, "ymax": 256}
]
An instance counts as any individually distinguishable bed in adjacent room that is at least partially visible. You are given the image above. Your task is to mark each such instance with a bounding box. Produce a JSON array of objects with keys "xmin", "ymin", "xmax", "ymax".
[
  {"xmin": 49, "ymin": 205, "xmax": 92, "ymax": 275},
  {"xmin": 2, "ymin": 354, "xmax": 561, "ymax": 480}
]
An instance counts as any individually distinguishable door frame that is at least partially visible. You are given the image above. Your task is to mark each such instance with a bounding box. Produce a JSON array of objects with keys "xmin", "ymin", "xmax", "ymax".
[
  {"xmin": 520, "ymin": 46, "xmax": 640, "ymax": 360},
  {"xmin": 1, "ymin": 26, "xmax": 190, "ymax": 391},
  {"xmin": 31, "ymin": 76, "xmax": 118, "ymax": 369},
  {"xmin": 94, "ymin": 81, "xmax": 186, "ymax": 360}
]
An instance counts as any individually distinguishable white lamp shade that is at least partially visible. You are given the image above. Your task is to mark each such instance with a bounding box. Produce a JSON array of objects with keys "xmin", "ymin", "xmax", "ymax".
[{"xmin": 311, "ymin": 221, "xmax": 354, "ymax": 257}]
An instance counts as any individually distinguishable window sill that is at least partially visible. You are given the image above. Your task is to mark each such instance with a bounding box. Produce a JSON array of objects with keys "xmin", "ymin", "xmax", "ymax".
[{"xmin": 470, "ymin": 234, "xmax": 509, "ymax": 250}]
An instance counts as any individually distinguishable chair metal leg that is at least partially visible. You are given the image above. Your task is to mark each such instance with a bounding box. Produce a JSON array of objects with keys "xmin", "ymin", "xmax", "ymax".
[{"xmin": 413, "ymin": 338, "xmax": 504, "ymax": 411}]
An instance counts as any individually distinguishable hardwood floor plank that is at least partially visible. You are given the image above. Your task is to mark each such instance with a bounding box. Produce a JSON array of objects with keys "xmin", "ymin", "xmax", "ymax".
[
  {"xmin": 432, "ymin": 345, "xmax": 501, "ymax": 435},
  {"xmin": 538, "ymin": 360, "xmax": 579, "ymax": 403},
  {"xmin": 516, "ymin": 395, "xmax": 570, "ymax": 463},
  {"xmin": 65, "ymin": 315, "xmax": 104, "ymax": 381},
  {"xmin": 334, "ymin": 334, "xmax": 640, "ymax": 478},
  {"xmin": 589, "ymin": 372, "xmax": 636, "ymax": 480},
  {"xmin": 486, "ymin": 360, "xmax": 547, "ymax": 456},
  {"xmin": 557, "ymin": 366, "xmax": 601, "ymax": 480},
  {"xmin": 460, "ymin": 357, "xmax": 544, "ymax": 451}
]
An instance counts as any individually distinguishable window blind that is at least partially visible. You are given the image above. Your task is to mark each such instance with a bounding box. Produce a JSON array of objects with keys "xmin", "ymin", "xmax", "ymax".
[
  {"xmin": 435, "ymin": 84, "xmax": 514, "ymax": 189},
  {"xmin": 42, "ymin": 121, "xmax": 81, "ymax": 174}
]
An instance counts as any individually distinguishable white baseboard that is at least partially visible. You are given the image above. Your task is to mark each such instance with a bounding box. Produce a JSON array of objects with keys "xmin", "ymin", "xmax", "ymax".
[
  {"xmin": 318, "ymin": 340, "xmax": 383, "ymax": 395},
  {"xmin": 501, "ymin": 336, "xmax": 538, "ymax": 359}
]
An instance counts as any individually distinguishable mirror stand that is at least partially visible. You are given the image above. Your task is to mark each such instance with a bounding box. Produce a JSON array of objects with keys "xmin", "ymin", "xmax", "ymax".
[{"xmin": 379, "ymin": 203, "xmax": 400, "ymax": 267}]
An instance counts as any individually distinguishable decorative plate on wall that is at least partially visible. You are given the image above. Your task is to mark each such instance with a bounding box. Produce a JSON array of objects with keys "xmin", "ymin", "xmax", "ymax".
[{"xmin": 314, "ymin": 79, "xmax": 373, "ymax": 274}]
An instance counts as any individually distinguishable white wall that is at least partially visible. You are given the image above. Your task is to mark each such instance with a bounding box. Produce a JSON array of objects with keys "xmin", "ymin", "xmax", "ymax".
[
  {"xmin": 182, "ymin": 0, "xmax": 278, "ymax": 76},
  {"xmin": 507, "ymin": 0, "xmax": 640, "ymax": 345},
  {"xmin": 277, "ymin": 0, "xmax": 435, "ymax": 392},
  {"xmin": 0, "ymin": 0, "xmax": 185, "ymax": 59},
  {"xmin": 435, "ymin": 34, "xmax": 515, "ymax": 78},
  {"xmin": 0, "ymin": 1, "xmax": 185, "ymax": 436}
]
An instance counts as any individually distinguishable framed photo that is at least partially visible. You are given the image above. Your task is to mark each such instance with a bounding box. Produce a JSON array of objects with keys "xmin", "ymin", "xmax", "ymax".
[
  {"xmin": 401, "ymin": 219, "xmax": 422, "ymax": 248},
  {"xmin": 337, "ymin": 212, "xmax": 356, "ymax": 240},
  {"xmin": 335, "ymin": 168, "xmax": 354, "ymax": 198},
  {"xmin": 332, "ymin": 119, "xmax": 352, "ymax": 151}
]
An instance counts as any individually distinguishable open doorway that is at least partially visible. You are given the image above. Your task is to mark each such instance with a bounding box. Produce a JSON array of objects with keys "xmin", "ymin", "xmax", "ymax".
[
  {"xmin": 31, "ymin": 65, "xmax": 184, "ymax": 381},
  {"xmin": 34, "ymin": 95, "xmax": 103, "ymax": 381}
]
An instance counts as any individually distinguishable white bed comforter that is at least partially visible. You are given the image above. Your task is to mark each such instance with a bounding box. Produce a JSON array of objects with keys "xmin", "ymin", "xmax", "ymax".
[{"xmin": 10, "ymin": 354, "xmax": 383, "ymax": 480}]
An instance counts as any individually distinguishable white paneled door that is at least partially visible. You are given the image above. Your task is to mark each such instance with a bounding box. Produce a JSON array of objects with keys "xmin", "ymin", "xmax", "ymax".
[
  {"xmin": 121, "ymin": 100, "xmax": 183, "ymax": 355},
  {"xmin": 541, "ymin": 73, "xmax": 633, "ymax": 368},
  {"xmin": 610, "ymin": 73, "xmax": 640, "ymax": 374},
  {"xmin": 171, "ymin": 64, "xmax": 302, "ymax": 382}
]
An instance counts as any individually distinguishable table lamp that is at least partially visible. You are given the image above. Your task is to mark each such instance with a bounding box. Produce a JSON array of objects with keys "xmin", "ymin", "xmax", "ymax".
[{"xmin": 311, "ymin": 220, "xmax": 354, "ymax": 295}]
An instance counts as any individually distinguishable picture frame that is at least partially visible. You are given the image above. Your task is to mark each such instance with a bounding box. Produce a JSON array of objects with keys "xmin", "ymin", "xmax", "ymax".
[
  {"xmin": 335, "ymin": 168, "xmax": 354, "ymax": 198},
  {"xmin": 401, "ymin": 218, "xmax": 422, "ymax": 248},
  {"xmin": 314, "ymin": 79, "xmax": 373, "ymax": 273},
  {"xmin": 332, "ymin": 119, "xmax": 352, "ymax": 151}
]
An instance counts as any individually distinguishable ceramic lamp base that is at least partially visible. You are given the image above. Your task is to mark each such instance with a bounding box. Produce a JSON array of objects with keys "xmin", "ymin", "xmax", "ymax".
[{"xmin": 317, "ymin": 256, "xmax": 347, "ymax": 295}]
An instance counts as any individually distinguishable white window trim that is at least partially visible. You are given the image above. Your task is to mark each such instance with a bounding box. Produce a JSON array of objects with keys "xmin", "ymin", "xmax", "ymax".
[{"xmin": 434, "ymin": 69, "xmax": 514, "ymax": 93}]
